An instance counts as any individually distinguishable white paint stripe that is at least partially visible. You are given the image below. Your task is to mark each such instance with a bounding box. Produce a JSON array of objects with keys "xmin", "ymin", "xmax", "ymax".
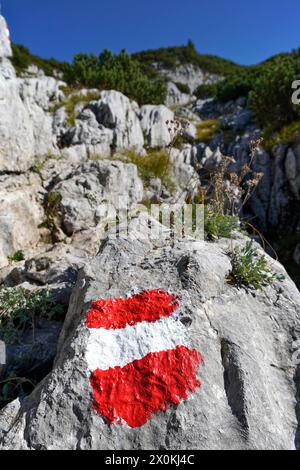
[{"xmin": 86, "ymin": 315, "xmax": 188, "ymax": 371}]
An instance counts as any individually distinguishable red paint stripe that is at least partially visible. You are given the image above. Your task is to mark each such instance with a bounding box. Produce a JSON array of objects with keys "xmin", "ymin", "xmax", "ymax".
[
  {"xmin": 90, "ymin": 346, "xmax": 203, "ymax": 428},
  {"xmin": 86, "ymin": 289, "xmax": 179, "ymax": 330}
]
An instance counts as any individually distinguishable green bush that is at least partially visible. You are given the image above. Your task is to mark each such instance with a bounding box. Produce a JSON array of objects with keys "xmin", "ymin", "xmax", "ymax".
[
  {"xmin": 227, "ymin": 240, "xmax": 275, "ymax": 290},
  {"xmin": 248, "ymin": 55, "xmax": 300, "ymax": 132},
  {"xmin": 12, "ymin": 44, "xmax": 69, "ymax": 77},
  {"xmin": 194, "ymin": 83, "xmax": 218, "ymax": 99},
  {"xmin": 64, "ymin": 50, "xmax": 166, "ymax": 105},
  {"xmin": 216, "ymin": 69, "xmax": 259, "ymax": 102},
  {"xmin": 133, "ymin": 41, "xmax": 243, "ymax": 77}
]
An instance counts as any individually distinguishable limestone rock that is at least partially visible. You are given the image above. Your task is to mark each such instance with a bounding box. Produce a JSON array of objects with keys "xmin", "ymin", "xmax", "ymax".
[
  {"xmin": 0, "ymin": 16, "xmax": 12, "ymax": 58},
  {"xmin": 62, "ymin": 108, "xmax": 114, "ymax": 158},
  {"xmin": 164, "ymin": 81, "xmax": 192, "ymax": 107},
  {"xmin": 0, "ymin": 215, "xmax": 299, "ymax": 450},
  {"xmin": 158, "ymin": 64, "xmax": 221, "ymax": 93},
  {"xmin": 0, "ymin": 61, "xmax": 59, "ymax": 172},
  {"xmin": 93, "ymin": 90, "xmax": 144, "ymax": 151},
  {"xmin": 51, "ymin": 160, "xmax": 144, "ymax": 236},
  {"xmin": 0, "ymin": 173, "xmax": 45, "ymax": 268},
  {"xmin": 140, "ymin": 105, "xmax": 174, "ymax": 148}
]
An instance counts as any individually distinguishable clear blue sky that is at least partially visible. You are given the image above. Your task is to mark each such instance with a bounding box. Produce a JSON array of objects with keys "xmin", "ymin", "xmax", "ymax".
[{"xmin": 2, "ymin": 0, "xmax": 300, "ymax": 65}]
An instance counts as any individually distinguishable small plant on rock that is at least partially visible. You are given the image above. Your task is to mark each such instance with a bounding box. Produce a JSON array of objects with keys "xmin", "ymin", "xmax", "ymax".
[
  {"xmin": 8, "ymin": 251, "xmax": 25, "ymax": 263},
  {"xmin": 0, "ymin": 288, "xmax": 65, "ymax": 344},
  {"xmin": 227, "ymin": 240, "xmax": 275, "ymax": 290},
  {"xmin": 204, "ymin": 206, "xmax": 240, "ymax": 240}
]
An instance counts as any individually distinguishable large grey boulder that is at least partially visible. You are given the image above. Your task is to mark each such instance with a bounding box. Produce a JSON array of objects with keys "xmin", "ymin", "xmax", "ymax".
[
  {"xmin": 0, "ymin": 214, "xmax": 299, "ymax": 450},
  {"xmin": 93, "ymin": 90, "xmax": 144, "ymax": 151},
  {"xmin": 140, "ymin": 105, "xmax": 174, "ymax": 148},
  {"xmin": 62, "ymin": 91, "xmax": 145, "ymax": 157},
  {"xmin": 62, "ymin": 109, "xmax": 114, "ymax": 158},
  {"xmin": 50, "ymin": 160, "xmax": 144, "ymax": 236}
]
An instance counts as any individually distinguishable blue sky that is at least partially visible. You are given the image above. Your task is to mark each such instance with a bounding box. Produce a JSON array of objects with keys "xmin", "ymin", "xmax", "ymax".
[{"xmin": 2, "ymin": 0, "xmax": 300, "ymax": 65}]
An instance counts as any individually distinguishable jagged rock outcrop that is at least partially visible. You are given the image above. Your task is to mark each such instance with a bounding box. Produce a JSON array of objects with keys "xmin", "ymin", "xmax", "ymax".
[
  {"xmin": 193, "ymin": 96, "xmax": 300, "ymax": 233},
  {"xmin": 4, "ymin": 244, "xmax": 89, "ymax": 303},
  {"xmin": 165, "ymin": 81, "xmax": 192, "ymax": 107},
  {"xmin": 62, "ymin": 91, "xmax": 145, "ymax": 157},
  {"xmin": 49, "ymin": 160, "xmax": 144, "ymax": 236},
  {"xmin": 158, "ymin": 64, "xmax": 221, "ymax": 92},
  {"xmin": 0, "ymin": 60, "xmax": 60, "ymax": 172},
  {"xmin": 0, "ymin": 214, "xmax": 299, "ymax": 450}
]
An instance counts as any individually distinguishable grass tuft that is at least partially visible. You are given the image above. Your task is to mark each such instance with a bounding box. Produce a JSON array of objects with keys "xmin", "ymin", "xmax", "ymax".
[{"xmin": 196, "ymin": 119, "xmax": 221, "ymax": 143}]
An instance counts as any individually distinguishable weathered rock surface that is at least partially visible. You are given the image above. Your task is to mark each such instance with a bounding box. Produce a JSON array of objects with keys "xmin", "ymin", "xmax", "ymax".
[
  {"xmin": 0, "ymin": 16, "xmax": 12, "ymax": 58},
  {"xmin": 0, "ymin": 60, "xmax": 59, "ymax": 172},
  {"xmin": 158, "ymin": 64, "xmax": 221, "ymax": 93},
  {"xmin": 0, "ymin": 214, "xmax": 299, "ymax": 450},
  {"xmin": 140, "ymin": 105, "xmax": 174, "ymax": 148},
  {"xmin": 169, "ymin": 144, "xmax": 199, "ymax": 191},
  {"xmin": 50, "ymin": 160, "xmax": 144, "ymax": 236},
  {"xmin": 164, "ymin": 81, "xmax": 192, "ymax": 107},
  {"xmin": 0, "ymin": 173, "xmax": 45, "ymax": 268},
  {"xmin": 61, "ymin": 91, "xmax": 145, "ymax": 157}
]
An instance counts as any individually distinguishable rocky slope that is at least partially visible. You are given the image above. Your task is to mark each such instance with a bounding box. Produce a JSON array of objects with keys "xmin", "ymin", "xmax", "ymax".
[{"xmin": 0, "ymin": 44, "xmax": 300, "ymax": 450}]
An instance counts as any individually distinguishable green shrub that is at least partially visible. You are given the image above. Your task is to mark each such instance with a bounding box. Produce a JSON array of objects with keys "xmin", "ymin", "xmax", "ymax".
[
  {"xmin": 248, "ymin": 55, "xmax": 300, "ymax": 133},
  {"xmin": 195, "ymin": 70, "xmax": 258, "ymax": 102},
  {"xmin": 11, "ymin": 43, "xmax": 69, "ymax": 77},
  {"xmin": 133, "ymin": 41, "xmax": 243, "ymax": 77},
  {"xmin": 204, "ymin": 206, "xmax": 240, "ymax": 240},
  {"xmin": 216, "ymin": 69, "xmax": 259, "ymax": 102},
  {"xmin": 196, "ymin": 119, "xmax": 221, "ymax": 142},
  {"xmin": 64, "ymin": 50, "xmax": 166, "ymax": 105},
  {"xmin": 194, "ymin": 83, "xmax": 218, "ymax": 99},
  {"xmin": 0, "ymin": 288, "xmax": 65, "ymax": 344},
  {"xmin": 8, "ymin": 251, "xmax": 25, "ymax": 263},
  {"xmin": 227, "ymin": 240, "xmax": 275, "ymax": 290}
]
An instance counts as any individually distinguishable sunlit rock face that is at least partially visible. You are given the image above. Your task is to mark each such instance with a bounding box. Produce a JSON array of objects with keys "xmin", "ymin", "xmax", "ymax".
[{"xmin": 0, "ymin": 15, "xmax": 12, "ymax": 58}]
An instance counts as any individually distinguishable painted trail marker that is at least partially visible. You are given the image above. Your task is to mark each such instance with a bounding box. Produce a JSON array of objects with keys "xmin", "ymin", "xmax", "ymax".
[{"xmin": 85, "ymin": 289, "xmax": 203, "ymax": 428}]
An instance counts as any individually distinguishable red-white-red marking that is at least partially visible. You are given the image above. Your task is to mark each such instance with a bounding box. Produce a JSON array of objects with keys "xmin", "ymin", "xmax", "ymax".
[{"xmin": 85, "ymin": 289, "xmax": 203, "ymax": 428}]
